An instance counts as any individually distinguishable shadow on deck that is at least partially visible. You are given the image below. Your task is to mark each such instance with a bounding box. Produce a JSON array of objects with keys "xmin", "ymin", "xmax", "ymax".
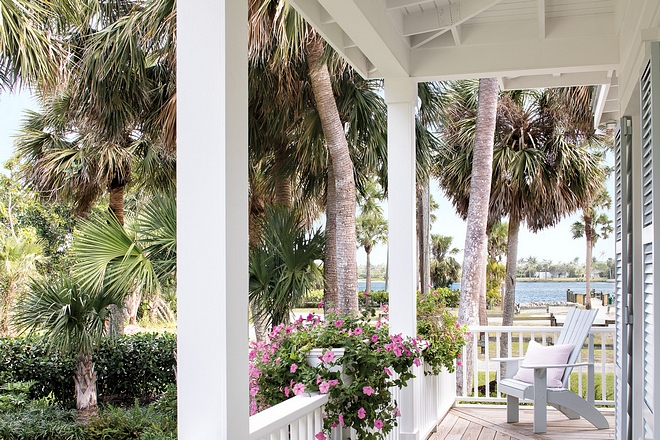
[{"xmin": 427, "ymin": 405, "xmax": 615, "ymax": 440}]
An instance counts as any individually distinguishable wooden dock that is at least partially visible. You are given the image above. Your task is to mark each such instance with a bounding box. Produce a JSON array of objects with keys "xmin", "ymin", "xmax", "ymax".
[{"xmin": 427, "ymin": 405, "xmax": 615, "ymax": 440}]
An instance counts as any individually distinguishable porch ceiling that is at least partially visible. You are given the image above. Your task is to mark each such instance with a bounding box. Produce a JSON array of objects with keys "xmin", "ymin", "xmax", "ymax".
[{"xmin": 288, "ymin": 0, "xmax": 620, "ymax": 126}]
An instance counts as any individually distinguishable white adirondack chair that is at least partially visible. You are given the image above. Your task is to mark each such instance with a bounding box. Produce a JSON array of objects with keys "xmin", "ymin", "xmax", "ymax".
[{"xmin": 494, "ymin": 308, "xmax": 610, "ymax": 433}]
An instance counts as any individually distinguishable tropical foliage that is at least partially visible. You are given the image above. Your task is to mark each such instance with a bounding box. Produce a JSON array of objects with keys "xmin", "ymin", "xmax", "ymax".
[
  {"xmin": 249, "ymin": 205, "xmax": 325, "ymax": 328},
  {"xmin": 13, "ymin": 276, "xmax": 123, "ymax": 419}
]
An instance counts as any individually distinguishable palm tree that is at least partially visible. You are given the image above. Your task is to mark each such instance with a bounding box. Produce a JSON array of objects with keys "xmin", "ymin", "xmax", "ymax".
[
  {"xmin": 0, "ymin": 0, "xmax": 60, "ymax": 90},
  {"xmin": 13, "ymin": 276, "xmax": 123, "ymax": 421},
  {"xmin": 429, "ymin": 234, "xmax": 461, "ymax": 288},
  {"xmin": 16, "ymin": 0, "xmax": 176, "ymax": 225},
  {"xmin": 572, "ymin": 189, "xmax": 613, "ymax": 309},
  {"xmin": 439, "ymin": 77, "xmax": 498, "ymax": 393},
  {"xmin": 436, "ymin": 84, "xmax": 606, "ymax": 369},
  {"xmin": 356, "ymin": 182, "xmax": 387, "ymax": 296},
  {"xmin": 71, "ymin": 193, "xmax": 177, "ymax": 325},
  {"xmin": 249, "ymin": 0, "xmax": 364, "ymax": 312},
  {"xmin": 249, "ymin": 205, "xmax": 325, "ymax": 327}
]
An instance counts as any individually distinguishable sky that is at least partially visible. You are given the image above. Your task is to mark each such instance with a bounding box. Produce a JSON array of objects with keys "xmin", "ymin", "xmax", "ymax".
[{"xmin": 0, "ymin": 90, "xmax": 615, "ymax": 268}]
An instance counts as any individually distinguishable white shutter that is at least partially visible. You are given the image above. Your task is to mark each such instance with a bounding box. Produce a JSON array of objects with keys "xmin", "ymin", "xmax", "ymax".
[
  {"xmin": 639, "ymin": 41, "xmax": 660, "ymax": 439},
  {"xmin": 614, "ymin": 117, "xmax": 633, "ymax": 440}
]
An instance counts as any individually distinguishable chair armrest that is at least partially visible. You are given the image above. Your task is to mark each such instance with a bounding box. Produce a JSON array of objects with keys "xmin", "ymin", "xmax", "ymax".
[
  {"xmin": 520, "ymin": 362, "xmax": 591, "ymax": 369},
  {"xmin": 492, "ymin": 357, "xmax": 526, "ymax": 379},
  {"xmin": 491, "ymin": 357, "xmax": 525, "ymax": 363}
]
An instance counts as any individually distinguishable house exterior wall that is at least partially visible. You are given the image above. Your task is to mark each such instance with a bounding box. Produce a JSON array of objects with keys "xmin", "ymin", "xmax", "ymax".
[{"xmin": 614, "ymin": 2, "xmax": 660, "ymax": 438}]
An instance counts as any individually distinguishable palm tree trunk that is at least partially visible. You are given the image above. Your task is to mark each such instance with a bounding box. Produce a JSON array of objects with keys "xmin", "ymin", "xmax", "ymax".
[
  {"xmin": 306, "ymin": 36, "xmax": 357, "ymax": 313},
  {"xmin": 584, "ymin": 212, "xmax": 593, "ymax": 309},
  {"xmin": 457, "ymin": 77, "xmax": 498, "ymax": 395},
  {"xmin": 417, "ymin": 182, "xmax": 430, "ymax": 295},
  {"xmin": 108, "ymin": 176, "xmax": 125, "ymax": 226},
  {"xmin": 500, "ymin": 215, "xmax": 520, "ymax": 376},
  {"xmin": 74, "ymin": 353, "xmax": 98, "ymax": 422},
  {"xmin": 324, "ymin": 159, "xmax": 339, "ymax": 309},
  {"xmin": 365, "ymin": 248, "xmax": 372, "ymax": 296},
  {"xmin": 274, "ymin": 142, "xmax": 292, "ymax": 206}
]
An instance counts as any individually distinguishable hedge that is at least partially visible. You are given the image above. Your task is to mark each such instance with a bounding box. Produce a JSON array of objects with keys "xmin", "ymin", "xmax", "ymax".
[{"xmin": 0, "ymin": 333, "xmax": 176, "ymax": 406}]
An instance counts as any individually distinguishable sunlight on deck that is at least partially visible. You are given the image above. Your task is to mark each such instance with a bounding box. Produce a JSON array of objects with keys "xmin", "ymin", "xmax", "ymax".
[{"xmin": 428, "ymin": 405, "xmax": 615, "ymax": 440}]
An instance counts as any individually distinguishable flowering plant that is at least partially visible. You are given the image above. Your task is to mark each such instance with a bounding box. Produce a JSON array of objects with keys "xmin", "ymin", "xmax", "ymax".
[
  {"xmin": 249, "ymin": 309, "xmax": 422, "ymax": 440},
  {"xmin": 416, "ymin": 291, "xmax": 468, "ymax": 375}
]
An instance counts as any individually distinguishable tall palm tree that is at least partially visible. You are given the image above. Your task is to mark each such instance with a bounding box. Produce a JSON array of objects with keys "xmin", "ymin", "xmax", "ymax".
[
  {"xmin": 454, "ymin": 77, "xmax": 498, "ymax": 394},
  {"xmin": 16, "ymin": 0, "xmax": 176, "ymax": 225},
  {"xmin": 249, "ymin": 0, "xmax": 364, "ymax": 312},
  {"xmin": 572, "ymin": 189, "xmax": 613, "ymax": 309},
  {"xmin": 356, "ymin": 181, "xmax": 387, "ymax": 296},
  {"xmin": 437, "ymin": 84, "xmax": 606, "ymax": 366},
  {"xmin": 13, "ymin": 276, "xmax": 123, "ymax": 421}
]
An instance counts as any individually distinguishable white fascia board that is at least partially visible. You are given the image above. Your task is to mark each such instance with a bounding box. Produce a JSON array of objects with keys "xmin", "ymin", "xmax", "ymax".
[
  {"xmin": 385, "ymin": 0, "xmax": 430, "ymax": 10},
  {"xmin": 501, "ymin": 71, "xmax": 617, "ymax": 90},
  {"xmin": 409, "ymin": 33, "xmax": 620, "ymax": 81},
  {"xmin": 316, "ymin": 0, "xmax": 410, "ymax": 77},
  {"xmin": 287, "ymin": 0, "xmax": 373, "ymax": 77},
  {"xmin": 402, "ymin": 0, "xmax": 503, "ymax": 36}
]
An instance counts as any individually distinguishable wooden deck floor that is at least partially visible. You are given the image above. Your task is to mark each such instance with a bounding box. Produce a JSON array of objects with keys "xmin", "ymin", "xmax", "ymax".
[{"xmin": 427, "ymin": 405, "xmax": 615, "ymax": 440}]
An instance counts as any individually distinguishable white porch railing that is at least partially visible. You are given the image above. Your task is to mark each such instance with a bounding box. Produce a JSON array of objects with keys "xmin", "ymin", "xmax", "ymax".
[
  {"xmin": 248, "ymin": 361, "xmax": 456, "ymax": 440},
  {"xmin": 249, "ymin": 393, "xmax": 328, "ymax": 440},
  {"xmin": 456, "ymin": 325, "xmax": 615, "ymax": 406}
]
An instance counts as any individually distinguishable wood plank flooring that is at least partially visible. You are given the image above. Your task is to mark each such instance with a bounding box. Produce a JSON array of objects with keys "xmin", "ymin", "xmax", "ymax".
[{"xmin": 426, "ymin": 405, "xmax": 615, "ymax": 440}]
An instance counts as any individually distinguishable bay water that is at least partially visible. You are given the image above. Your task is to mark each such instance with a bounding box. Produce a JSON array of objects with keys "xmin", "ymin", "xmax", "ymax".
[{"xmin": 357, "ymin": 280, "xmax": 615, "ymax": 304}]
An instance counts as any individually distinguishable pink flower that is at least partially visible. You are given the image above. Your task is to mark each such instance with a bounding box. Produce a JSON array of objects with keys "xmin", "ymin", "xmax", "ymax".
[
  {"xmin": 413, "ymin": 358, "xmax": 421, "ymax": 367},
  {"xmin": 290, "ymin": 363, "xmax": 298, "ymax": 373},
  {"xmin": 338, "ymin": 414, "xmax": 345, "ymax": 427},
  {"xmin": 315, "ymin": 432, "xmax": 327, "ymax": 440},
  {"xmin": 317, "ymin": 375, "xmax": 323, "ymax": 385},
  {"xmin": 321, "ymin": 350, "xmax": 335, "ymax": 363},
  {"xmin": 384, "ymin": 367, "xmax": 392, "ymax": 376},
  {"xmin": 318, "ymin": 301, "xmax": 324, "ymax": 309},
  {"xmin": 275, "ymin": 358, "xmax": 281, "ymax": 365},
  {"xmin": 357, "ymin": 407, "xmax": 366, "ymax": 419},
  {"xmin": 374, "ymin": 419, "xmax": 384, "ymax": 430},
  {"xmin": 363, "ymin": 386, "xmax": 374, "ymax": 396},
  {"xmin": 284, "ymin": 387, "xmax": 290, "ymax": 397},
  {"xmin": 293, "ymin": 383, "xmax": 305, "ymax": 396},
  {"xmin": 457, "ymin": 360, "xmax": 463, "ymax": 366},
  {"xmin": 354, "ymin": 327, "xmax": 363, "ymax": 336},
  {"xmin": 393, "ymin": 407, "xmax": 401, "ymax": 417},
  {"xmin": 334, "ymin": 319, "xmax": 344, "ymax": 328},
  {"xmin": 455, "ymin": 322, "xmax": 461, "ymax": 328},
  {"xmin": 307, "ymin": 313, "xmax": 315, "ymax": 321},
  {"xmin": 371, "ymin": 334, "xmax": 379, "ymax": 343},
  {"xmin": 393, "ymin": 346, "xmax": 402, "ymax": 357},
  {"xmin": 328, "ymin": 379, "xmax": 339, "ymax": 387},
  {"xmin": 319, "ymin": 381, "xmax": 330, "ymax": 393}
]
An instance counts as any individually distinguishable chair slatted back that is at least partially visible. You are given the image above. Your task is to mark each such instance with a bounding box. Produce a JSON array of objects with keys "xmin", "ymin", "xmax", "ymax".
[{"xmin": 556, "ymin": 308, "xmax": 598, "ymax": 387}]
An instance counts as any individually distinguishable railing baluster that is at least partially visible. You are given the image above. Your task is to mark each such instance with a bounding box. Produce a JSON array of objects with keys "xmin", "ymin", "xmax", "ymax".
[{"xmin": 473, "ymin": 331, "xmax": 479, "ymax": 397}]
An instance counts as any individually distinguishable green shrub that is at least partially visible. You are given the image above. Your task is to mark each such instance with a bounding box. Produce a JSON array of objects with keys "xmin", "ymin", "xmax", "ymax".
[
  {"xmin": 86, "ymin": 402, "xmax": 177, "ymax": 440},
  {"xmin": 96, "ymin": 333, "xmax": 176, "ymax": 401},
  {"xmin": 434, "ymin": 288, "xmax": 460, "ymax": 308},
  {"xmin": 0, "ymin": 338, "xmax": 75, "ymax": 404},
  {"xmin": 0, "ymin": 402, "xmax": 85, "ymax": 440},
  {"xmin": 358, "ymin": 289, "xmax": 388, "ymax": 308},
  {"xmin": 0, "ymin": 333, "xmax": 176, "ymax": 406},
  {"xmin": 295, "ymin": 288, "xmax": 324, "ymax": 308}
]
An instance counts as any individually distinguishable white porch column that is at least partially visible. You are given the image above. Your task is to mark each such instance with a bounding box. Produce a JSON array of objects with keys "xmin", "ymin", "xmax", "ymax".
[
  {"xmin": 178, "ymin": 1, "xmax": 248, "ymax": 439},
  {"xmin": 385, "ymin": 77, "xmax": 418, "ymax": 439}
]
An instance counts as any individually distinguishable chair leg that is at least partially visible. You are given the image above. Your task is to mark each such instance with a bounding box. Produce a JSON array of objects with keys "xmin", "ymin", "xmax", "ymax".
[
  {"xmin": 533, "ymin": 369, "xmax": 548, "ymax": 433},
  {"xmin": 547, "ymin": 391, "xmax": 609, "ymax": 429},
  {"xmin": 506, "ymin": 395, "xmax": 519, "ymax": 423},
  {"xmin": 551, "ymin": 403, "xmax": 580, "ymax": 420}
]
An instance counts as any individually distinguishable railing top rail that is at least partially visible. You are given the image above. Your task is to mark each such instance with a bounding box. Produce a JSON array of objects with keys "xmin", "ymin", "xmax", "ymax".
[
  {"xmin": 249, "ymin": 393, "xmax": 328, "ymax": 439},
  {"xmin": 467, "ymin": 325, "xmax": 614, "ymax": 333}
]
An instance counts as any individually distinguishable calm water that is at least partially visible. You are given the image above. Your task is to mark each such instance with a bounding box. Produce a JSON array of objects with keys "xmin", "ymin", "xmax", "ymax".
[{"xmin": 357, "ymin": 280, "xmax": 615, "ymax": 304}]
